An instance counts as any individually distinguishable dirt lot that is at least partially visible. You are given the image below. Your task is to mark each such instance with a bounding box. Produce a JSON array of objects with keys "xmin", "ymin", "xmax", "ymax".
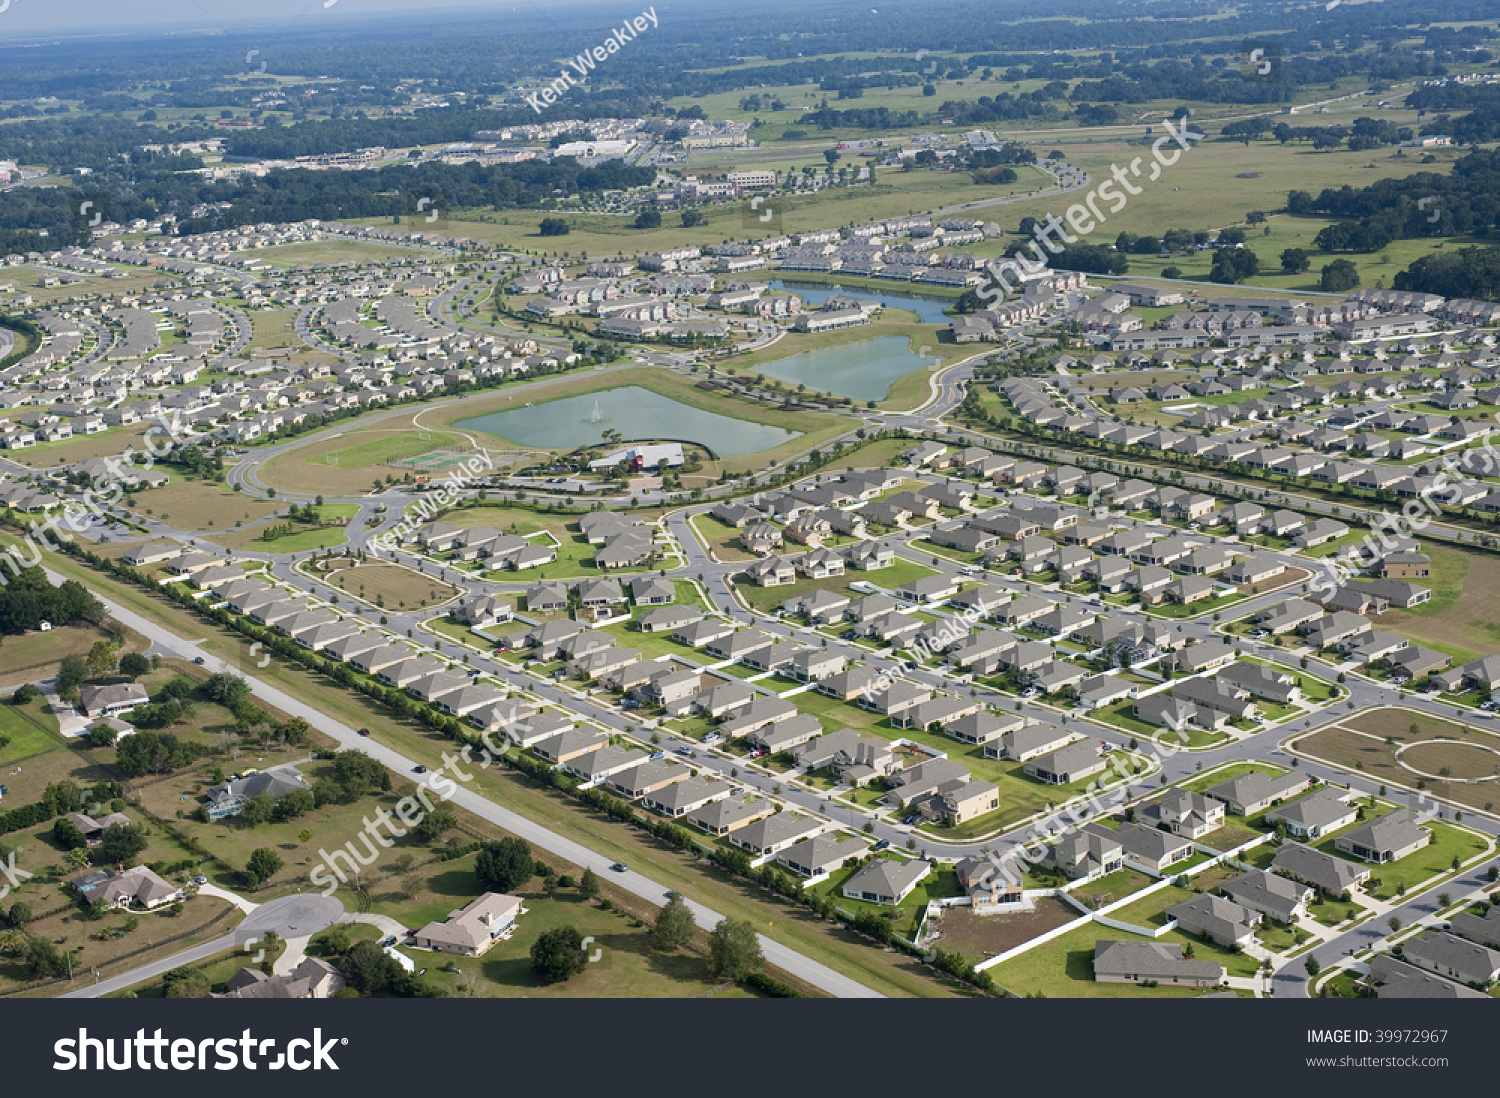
[
  {"xmin": 929, "ymin": 897, "xmax": 1079, "ymax": 963},
  {"xmin": 1238, "ymin": 565, "xmax": 1310, "ymax": 597}
]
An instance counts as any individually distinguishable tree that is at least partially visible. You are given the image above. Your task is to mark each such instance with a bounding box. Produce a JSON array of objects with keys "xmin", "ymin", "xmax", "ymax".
[
  {"xmin": 118, "ymin": 652, "xmax": 151, "ymax": 680},
  {"xmin": 7, "ymin": 900, "xmax": 32, "ymax": 928},
  {"xmin": 56, "ymin": 654, "xmax": 88, "ymax": 699},
  {"xmin": 25, "ymin": 937, "xmax": 64, "ymax": 978},
  {"xmin": 578, "ymin": 867, "xmax": 600, "ymax": 900},
  {"xmin": 338, "ymin": 939, "xmax": 401, "ymax": 993},
  {"xmin": 163, "ymin": 965, "xmax": 209, "ymax": 998},
  {"xmin": 650, "ymin": 893, "xmax": 695, "ymax": 951},
  {"xmin": 1320, "ymin": 258, "xmax": 1361, "ymax": 292},
  {"xmin": 411, "ymin": 806, "xmax": 456, "ymax": 843},
  {"xmin": 1304, "ymin": 955, "xmax": 1320, "ymax": 977},
  {"xmin": 538, "ymin": 217, "xmax": 570, "ymax": 236},
  {"xmin": 680, "ymin": 210, "xmax": 707, "ymax": 227},
  {"xmin": 474, "ymin": 837, "xmax": 534, "ymax": 893},
  {"xmin": 1280, "ymin": 247, "xmax": 1311, "ymax": 274},
  {"xmin": 98, "ymin": 822, "xmax": 149, "ymax": 865},
  {"xmin": 531, "ymin": 926, "xmax": 586, "ymax": 983},
  {"xmin": 1209, "ymin": 247, "xmax": 1260, "ymax": 284},
  {"xmin": 52, "ymin": 816, "xmax": 87, "ymax": 851},
  {"xmin": 203, "ymin": 672, "xmax": 251, "ymax": 708},
  {"xmin": 244, "ymin": 847, "xmax": 284, "ymax": 886},
  {"xmin": 1388, "ymin": 916, "xmax": 1402, "ymax": 934},
  {"xmin": 708, "ymin": 917, "xmax": 764, "ymax": 981},
  {"xmin": 632, "ymin": 208, "xmax": 662, "ymax": 230}
]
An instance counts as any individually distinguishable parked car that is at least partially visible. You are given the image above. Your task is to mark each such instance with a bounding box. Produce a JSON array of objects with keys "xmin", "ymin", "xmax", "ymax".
[
  {"xmin": 873, "ymin": 839, "xmax": 890, "ymax": 851},
  {"xmin": 192, "ymin": 876, "xmax": 208, "ymax": 885}
]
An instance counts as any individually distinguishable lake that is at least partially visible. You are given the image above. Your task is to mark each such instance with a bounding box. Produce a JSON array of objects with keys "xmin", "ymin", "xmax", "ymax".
[
  {"xmin": 753, "ymin": 336, "xmax": 940, "ymax": 401},
  {"xmin": 455, "ymin": 386, "xmax": 802, "ymax": 457},
  {"xmin": 769, "ymin": 280, "xmax": 956, "ymax": 325}
]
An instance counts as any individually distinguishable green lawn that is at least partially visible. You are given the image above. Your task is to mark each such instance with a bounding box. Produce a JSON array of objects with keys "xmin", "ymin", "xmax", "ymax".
[
  {"xmin": 735, "ymin": 556, "xmax": 941, "ymax": 613},
  {"xmin": 985, "ymin": 920, "xmax": 1243, "ymax": 998},
  {"xmin": 1348, "ymin": 823, "xmax": 1492, "ymax": 901},
  {"xmin": 0, "ymin": 698, "xmax": 65, "ymax": 764}
]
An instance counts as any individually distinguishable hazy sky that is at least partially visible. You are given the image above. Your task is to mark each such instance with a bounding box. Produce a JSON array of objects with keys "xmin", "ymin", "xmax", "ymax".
[{"xmin": 0, "ymin": 0, "xmax": 572, "ymax": 36}]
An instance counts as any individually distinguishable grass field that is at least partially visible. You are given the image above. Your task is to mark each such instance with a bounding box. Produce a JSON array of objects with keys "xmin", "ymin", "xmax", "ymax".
[
  {"xmin": 1377, "ymin": 546, "xmax": 1500, "ymax": 659},
  {"xmin": 245, "ymin": 307, "xmax": 333, "ymax": 361},
  {"xmin": 254, "ymin": 240, "xmax": 444, "ymax": 269},
  {"xmin": 0, "ymin": 695, "xmax": 65, "ymax": 764},
  {"xmin": 313, "ymin": 560, "xmax": 460, "ymax": 610},
  {"xmin": 0, "ymin": 421, "xmax": 153, "ymax": 469},
  {"xmin": 257, "ymin": 425, "xmax": 477, "ymax": 496},
  {"xmin": 124, "ymin": 478, "xmax": 282, "ymax": 532},
  {"xmin": 0, "ymin": 623, "xmax": 131, "ymax": 685},
  {"xmin": 213, "ymin": 523, "xmax": 349, "ymax": 554}
]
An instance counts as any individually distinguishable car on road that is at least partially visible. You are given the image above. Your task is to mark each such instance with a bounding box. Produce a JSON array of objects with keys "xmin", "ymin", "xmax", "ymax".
[
  {"xmin": 357, "ymin": 728, "xmax": 371, "ymax": 737},
  {"xmin": 873, "ymin": 839, "xmax": 890, "ymax": 851},
  {"xmin": 194, "ymin": 656, "xmax": 205, "ymax": 665},
  {"xmin": 649, "ymin": 751, "xmax": 665, "ymax": 761},
  {"xmin": 1021, "ymin": 687, "xmax": 1042, "ymax": 700},
  {"xmin": 610, "ymin": 863, "xmax": 628, "ymax": 873},
  {"xmin": 193, "ymin": 876, "xmax": 208, "ymax": 885},
  {"xmin": 412, "ymin": 764, "xmax": 428, "ymax": 774}
]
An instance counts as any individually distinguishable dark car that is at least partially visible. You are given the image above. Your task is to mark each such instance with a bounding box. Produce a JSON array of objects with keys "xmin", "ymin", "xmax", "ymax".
[
  {"xmin": 412, "ymin": 764, "xmax": 428, "ymax": 774},
  {"xmin": 873, "ymin": 839, "xmax": 891, "ymax": 851},
  {"xmin": 610, "ymin": 862, "xmax": 628, "ymax": 873},
  {"xmin": 357, "ymin": 728, "xmax": 371, "ymax": 737}
]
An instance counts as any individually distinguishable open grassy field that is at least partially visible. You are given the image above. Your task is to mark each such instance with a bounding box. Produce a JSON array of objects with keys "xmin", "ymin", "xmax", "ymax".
[
  {"xmin": 254, "ymin": 240, "xmax": 443, "ymax": 269},
  {"xmin": 0, "ymin": 421, "xmax": 153, "ymax": 469},
  {"xmin": 212, "ymin": 522, "xmax": 349, "ymax": 554},
  {"xmin": 0, "ymin": 695, "xmax": 65, "ymax": 764},
  {"xmin": 1377, "ymin": 546, "xmax": 1500, "ymax": 659},
  {"xmin": 124, "ymin": 478, "xmax": 282, "ymax": 532},
  {"xmin": 688, "ymin": 513, "xmax": 755, "ymax": 563},
  {"xmin": 0, "ymin": 623, "xmax": 135, "ymax": 686},
  {"xmin": 380, "ymin": 167, "xmax": 1042, "ymax": 260},
  {"xmin": 314, "ymin": 560, "xmax": 461, "ymax": 610},
  {"xmin": 244, "ymin": 307, "xmax": 333, "ymax": 360},
  {"xmin": 985, "ymin": 918, "xmax": 1237, "ymax": 998}
]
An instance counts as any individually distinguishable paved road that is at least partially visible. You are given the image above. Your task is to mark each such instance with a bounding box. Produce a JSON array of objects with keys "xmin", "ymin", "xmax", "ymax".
[{"xmin": 60, "ymin": 894, "xmax": 345, "ymax": 999}]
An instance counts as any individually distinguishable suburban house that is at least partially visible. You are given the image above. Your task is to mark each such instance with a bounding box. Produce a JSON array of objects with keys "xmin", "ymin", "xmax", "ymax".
[
  {"xmin": 412, "ymin": 892, "xmax": 523, "ymax": 956},
  {"xmin": 78, "ymin": 683, "xmax": 150, "ymax": 718},
  {"xmin": 1335, "ymin": 809, "xmax": 1431, "ymax": 863},
  {"xmin": 71, "ymin": 865, "xmax": 184, "ymax": 911},
  {"xmin": 1219, "ymin": 868, "xmax": 1313, "ymax": 924},
  {"xmin": 841, "ymin": 857, "xmax": 931, "ymax": 906},
  {"xmin": 1024, "ymin": 741, "xmax": 1106, "ymax": 785},
  {"xmin": 1139, "ymin": 790, "xmax": 1225, "ymax": 840},
  {"xmin": 1270, "ymin": 842, "xmax": 1370, "ymax": 897},
  {"xmin": 1265, "ymin": 787, "xmax": 1358, "ymax": 839},
  {"xmin": 1167, "ymin": 893, "xmax": 1261, "ymax": 948},
  {"xmin": 1207, "ymin": 769, "xmax": 1312, "ymax": 816},
  {"xmin": 1093, "ymin": 940, "xmax": 1225, "ymax": 988}
]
